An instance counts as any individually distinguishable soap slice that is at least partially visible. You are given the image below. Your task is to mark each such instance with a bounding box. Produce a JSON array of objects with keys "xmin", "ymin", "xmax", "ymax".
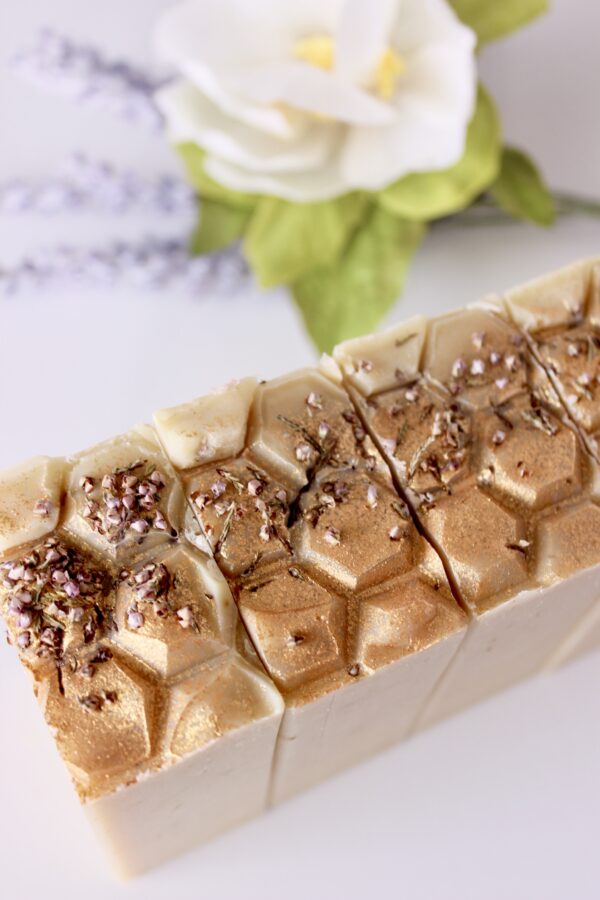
[
  {"xmin": 504, "ymin": 257, "xmax": 600, "ymax": 664},
  {"xmin": 155, "ymin": 371, "xmax": 467, "ymax": 803},
  {"xmin": 0, "ymin": 430, "xmax": 282, "ymax": 878},
  {"xmin": 334, "ymin": 297, "xmax": 600, "ymax": 726}
]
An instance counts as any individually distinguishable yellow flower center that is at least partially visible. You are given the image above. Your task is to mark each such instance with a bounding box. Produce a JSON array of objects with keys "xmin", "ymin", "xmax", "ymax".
[{"xmin": 294, "ymin": 33, "xmax": 406, "ymax": 101}]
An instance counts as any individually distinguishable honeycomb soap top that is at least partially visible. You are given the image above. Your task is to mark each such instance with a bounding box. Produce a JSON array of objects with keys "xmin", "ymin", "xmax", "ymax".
[
  {"xmin": 0, "ymin": 431, "xmax": 282, "ymax": 803},
  {"xmin": 335, "ymin": 301, "xmax": 596, "ymax": 615},
  {"xmin": 155, "ymin": 370, "xmax": 466, "ymax": 705},
  {"xmin": 504, "ymin": 258, "xmax": 600, "ymax": 459}
]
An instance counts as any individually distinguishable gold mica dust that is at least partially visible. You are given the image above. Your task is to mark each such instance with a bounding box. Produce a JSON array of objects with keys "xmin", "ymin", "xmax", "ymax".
[
  {"xmin": 537, "ymin": 501, "xmax": 600, "ymax": 580},
  {"xmin": 424, "ymin": 482, "xmax": 529, "ymax": 611},
  {"xmin": 477, "ymin": 395, "xmax": 582, "ymax": 512},
  {"xmin": 535, "ymin": 325, "xmax": 600, "ymax": 432},
  {"xmin": 170, "ymin": 658, "xmax": 274, "ymax": 758},
  {"xmin": 238, "ymin": 570, "xmax": 346, "ymax": 692}
]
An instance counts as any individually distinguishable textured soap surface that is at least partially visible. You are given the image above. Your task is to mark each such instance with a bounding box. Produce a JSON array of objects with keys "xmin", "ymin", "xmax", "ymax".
[
  {"xmin": 3, "ymin": 258, "xmax": 600, "ymax": 875},
  {"xmin": 0, "ymin": 428, "xmax": 280, "ymax": 802},
  {"xmin": 156, "ymin": 369, "xmax": 466, "ymax": 708}
]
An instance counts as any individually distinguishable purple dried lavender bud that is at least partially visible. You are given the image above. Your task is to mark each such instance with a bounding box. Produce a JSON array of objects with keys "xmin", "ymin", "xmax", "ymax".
[
  {"xmin": 33, "ymin": 499, "xmax": 54, "ymax": 518},
  {"xmin": 17, "ymin": 631, "xmax": 31, "ymax": 649},
  {"xmin": 127, "ymin": 606, "xmax": 144, "ymax": 629},
  {"xmin": 130, "ymin": 519, "xmax": 149, "ymax": 534}
]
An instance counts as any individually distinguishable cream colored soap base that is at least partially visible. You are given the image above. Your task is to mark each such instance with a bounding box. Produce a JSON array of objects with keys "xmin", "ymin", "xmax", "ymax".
[{"xmin": 2, "ymin": 259, "xmax": 600, "ymax": 878}]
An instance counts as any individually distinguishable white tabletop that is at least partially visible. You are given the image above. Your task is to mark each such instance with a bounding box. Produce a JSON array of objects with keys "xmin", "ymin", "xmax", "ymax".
[{"xmin": 1, "ymin": 1, "xmax": 600, "ymax": 897}]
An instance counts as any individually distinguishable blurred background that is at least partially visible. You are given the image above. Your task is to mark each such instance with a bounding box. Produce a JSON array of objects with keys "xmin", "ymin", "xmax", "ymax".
[{"xmin": 0, "ymin": 2, "xmax": 599, "ymax": 898}]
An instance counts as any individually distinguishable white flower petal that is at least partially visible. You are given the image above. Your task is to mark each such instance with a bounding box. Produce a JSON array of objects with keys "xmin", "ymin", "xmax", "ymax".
[
  {"xmin": 158, "ymin": 81, "xmax": 340, "ymax": 174},
  {"xmin": 391, "ymin": 0, "xmax": 476, "ymax": 55},
  {"xmin": 204, "ymin": 154, "xmax": 348, "ymax": 203},
  {"xmin": 399, "ymin": 43, "xmax": 476, "ymax": 123},
  {"xmin": 155, "ymin": 0, "xmax": 342, "ymax": 69},
  {"xmin": 229, "ymin": 62, "xmax": 396, "ymax": 126},
  {"xmin": 182, "ymin": 60, "xmax": 309, "ymax": 140},
  {"xmin": 335, "ymin": 0, "xmax": 400, "ymax": 85}
]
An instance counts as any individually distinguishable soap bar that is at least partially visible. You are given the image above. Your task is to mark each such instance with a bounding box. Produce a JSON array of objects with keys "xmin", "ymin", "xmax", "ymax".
[
  {"xmin": 155, "ymin": 371, "xmax": 467, "ymax": 803},
  {"xmin": 0, "ymin": 429, "xmax": 283, "ymax": 877},
  {"xmin": 334, "ymin": 283, "xmax": 600, "ymax": 726},
  {"xmin": 504, "ymin": 257, "xmax": 600, "ymax": 664},
  {"xmin": 3, "ymin": 258, "xmax": 600, "ymax": 878}
]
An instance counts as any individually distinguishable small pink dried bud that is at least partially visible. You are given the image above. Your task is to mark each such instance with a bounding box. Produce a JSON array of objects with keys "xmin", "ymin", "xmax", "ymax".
[
  {"xmin": 489, "ymin": 350, "xmax": 502, "ymax": 365},
  {"xmin": 64, "ymin": 580, "xmax": 80, "ymax": 599},
  {"xmin": 247, "ymin": 479, "xmax": 263, "ymax": 497},
  {"xmin": 102, "ymin": 474, "xmax": 116, "ymax": 490},
  {"xmin": 127, "ymin": 606, "xmax": 144, "ymax": 629},
  {"xmin": 122, "ymin": 474, "xmax": 138, "ymax": 489},
  {"xmin": 106, "ymin": 510, "xmax": 122, "ymax": 526},
  {"xmin": 153, "ymin": 600, "xmax": 169, "ymax": 618},
  {"xmin": 275, "ymin": 489, "xmax": 287, "ymax": 504},
  {"xmin": 495, "ymin": 377, "xmax": 509, "ymax": 390},
  {"xmin": 295, "ymin": 443, "xmax": 312, "ymax": 463},
  {"xmin": 46, "ymin": 548, "xmax": 61, "ymax": 563},
  {"xmin": 404, "ymin": 388, "xmax": 418, "ymax": 403},
  {"xmin": 17, "ymin": 611, "xmax": 33, "ymax": 629},
  {"xmin": 451, "ymin": 358, "xmax": 466, "ymax": 379},
  {"xmin": 193, "ymin": 492, "xmax": 211, "ymax": 510},
  {"xmin": 130, "ymin": 518, "xmax": 149, "ymax": 534},
  {"xmin": 69, "ymin": 607, "xmax": 84, "ymax": 623},
  {"xmin": 33, "ymin": 499, "xmax": 54, "ymax": 518},
  {"xmin": 139, "ymin": 494, "xmax": 157, "ymax": 510},
  {"xmin": 358, "ymin": 359, "xmax": 373, "ymax": 372},
  {"xmin": 14, "ymin": 590, "xmax": 32, "ymax": 606},
  {"xmin": 306, "ymin": 392, "xmax": 323, "ymax": 410},
  {"xmin": 80, "ymin": 663, "xmax": 95, "ymax": 678},
  {"xmin": 318, "ymin": 421, "xmax": 331, "ymax": 441},
  {"xmin": 389, "ymin": 525, "xmax": 402, "ymax": 541},
  {"xmin": 578, "ymin": 372, "xmax": 592, "ymax": 386},
  {"xmin": 135, "ymin": 567, "xmax": 152, "ymax": 584},
  {"xmin": 16, "ymin": 631, "xmax": 31, "ymax": 649},
  {"xmin": 7, "ymin": 565, "xmax": 25, "ymax": 581},
  {"xmin": 259, "ymin": 524, "xmax": 272, "ymax": 542},
  {"xmin": 567, "ymin": 343, "xmax": 581, "ymax": 358},
  {"xmin": 472, "ymin": 331, "xmax": 485, "ymax": 350},
  {"xmin": 255, "ymin": 498, "xmax": 267, "ymax": 514},
  {"xmin": 504, "ymin": 354, "xmax": 518, "ymax": 372},
  {"xmin": 149, "ymin": 470, "xmax": 164, "ymax": 487},
  {"xmin": 105, "ymin": 495, "xmax": 121, "ymax": 509},
  {"xmin": 470, "ymin": 358, "xmax": 485, "ymax": 376},
  {"xmin": 80, "ymin": 476, "xmax": 95, "ymax": 494},
  {"xmin": 381, "ymin": 438, "xmax": 397, "ymax": 457},
  {"xmin": 136, "ymin": 585, "xmax": 156, "ymax": 601},
  {"xmin": 82, "ymin": 502, "xmax": 98, "ymax": 518},
  {"xmin": 177, "ymin": 606, "xmax": 193, "ymax": 629},
  {"xmin": 492, "ymin": 429, "xmax": 506, "ymax": 446},
  {"xmin": 366, "ymin": 485, "xmax": 378, "ymax": 509},
  {"xmin": 154, "ymin": 511, "xmax": 168, "ymax": 530},
  {"xmin": 52, "ymin": 570, "xmax": 67, "ymax": 585},
  {"xmin": 211, "ymin": 480, "xmax": 227, "ymax": 498},
  {"xmin": 324, "ymin": 526, "xmax": 341, "ymax": 546},
  {"xmin": 122, "ymin": 494, "xmax": 136, "ymax": 511}
]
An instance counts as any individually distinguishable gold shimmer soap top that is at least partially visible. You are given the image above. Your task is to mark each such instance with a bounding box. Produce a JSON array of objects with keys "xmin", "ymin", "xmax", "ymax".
[
  {"xmin": 0, "ymin": 429, "xmax": 281, "ymax": 802},
  {"xmin": 334, "ymin": 298, "xmax": 600, "ymax": 615},
  {"xmin": 155, "ymin": 369, "xmax": 467, "ymax": 706}
]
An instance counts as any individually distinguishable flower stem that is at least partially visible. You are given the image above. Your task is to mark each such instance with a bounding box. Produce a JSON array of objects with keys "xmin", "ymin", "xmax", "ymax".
[{"xmin": 447, "ymin": 190, "xmax": 600, "ymax": 227}]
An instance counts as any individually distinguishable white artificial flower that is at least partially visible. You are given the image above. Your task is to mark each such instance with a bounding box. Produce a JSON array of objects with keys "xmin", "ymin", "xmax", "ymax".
[{"xmin": 155, "ymin": 0, "xmax": 477, "ymax": 202}]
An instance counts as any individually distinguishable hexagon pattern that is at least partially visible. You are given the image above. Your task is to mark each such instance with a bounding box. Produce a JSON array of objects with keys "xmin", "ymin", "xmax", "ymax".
[
  {"xmin": 0, "ymin": 431, "xmax": 276, "ymax": 800},
  {"xmin": 174, "ymin": 369, "xmax": 466, "ymax": 702},
  {"xmin": 347, "ymin": 305, "xmax": 596, "ymax": 613}
]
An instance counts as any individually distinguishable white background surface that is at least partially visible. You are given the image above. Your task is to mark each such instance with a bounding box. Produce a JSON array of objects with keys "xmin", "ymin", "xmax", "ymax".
[{"xmin": 1, "ymin": 2, "xmax": 600, "ymax": 898}]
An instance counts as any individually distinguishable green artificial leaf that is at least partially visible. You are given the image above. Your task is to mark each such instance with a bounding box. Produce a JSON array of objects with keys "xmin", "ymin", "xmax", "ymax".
[
  {"xmin": 450, "ymin": 0, "xmax": 547, "ymax": 44},
  {"xmin": 176, "ymin": 142, "xmax": 257, "ymax": 209},
  {"xmin": 292, "ymin": 206, "xmax": 425, "ymax": 353},
  {"xmin": 244, "ymin": 192, "xmax": 369, "ymax": 289},
  {"xmin": 490, "ymin": 146, "xmax": 556, "ymax": 226},
  {"xmin": 189, "ymin": 199, "xmax": 252, "ymax": 255},
  {"xmin": 379, "ymin": 86, "xmax": 500, "ymax": 221}
]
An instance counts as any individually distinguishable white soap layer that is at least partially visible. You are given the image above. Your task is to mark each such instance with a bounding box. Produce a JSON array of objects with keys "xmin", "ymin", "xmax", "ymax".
[
  {"xmin": 548, "ymin": 597, "xmax": 600, "ymax": 668},
  {"xmin": 85, "ymin": 711, "xmax": 282, "ymax": 879},
  {"xmin": 415, "ymin": 564, "xmax": 600, "ymax": 730},
  {"xmin": 270, "ymin": 628, "xmax": 465, "ymax": 805}
]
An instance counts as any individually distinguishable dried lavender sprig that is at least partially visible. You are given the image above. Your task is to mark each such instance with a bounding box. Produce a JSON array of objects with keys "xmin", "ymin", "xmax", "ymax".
[
  {"xmin": 12, "ymin": 29, "xmax": 169, "ymax": 130},
  {"xmin": 0, "ymin": 154, "xmax": 195, "ymax": 216},
  {"xmin": 0, "ymin": 237, "xmax": 249, "ymax": 297}
]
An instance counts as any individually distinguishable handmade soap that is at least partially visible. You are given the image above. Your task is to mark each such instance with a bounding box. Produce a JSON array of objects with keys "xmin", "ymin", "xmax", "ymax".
[
  {"xmin": 334, "ymin": 289, "xmax": 600, "ymax": 726},
  {"xmin": 0, "ymin": 431, "xmax": 283, "ymax": 877},
  {"xmin": 3, "ymin": 258, "xmax": 600, "ymax": 878},
  {"xmin": 504, "ymin": 257, "xmax": 600, "ymax": 665},
  {"xmin": 155, "ymin": 371, "xmax": 467, "ymax": 802}
]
